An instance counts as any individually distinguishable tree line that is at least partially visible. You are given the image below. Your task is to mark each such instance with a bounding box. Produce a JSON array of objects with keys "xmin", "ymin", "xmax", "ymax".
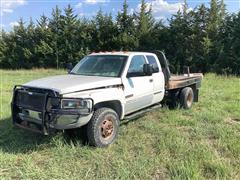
[{"xmin": 0, "ymin": 0, "xmax": 239, "ymax": 75}]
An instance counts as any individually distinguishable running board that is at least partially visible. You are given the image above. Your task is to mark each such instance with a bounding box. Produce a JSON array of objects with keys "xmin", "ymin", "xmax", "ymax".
[{"xmin": 123, "ymin": 103, "xmax": 162, "ymax": 121}]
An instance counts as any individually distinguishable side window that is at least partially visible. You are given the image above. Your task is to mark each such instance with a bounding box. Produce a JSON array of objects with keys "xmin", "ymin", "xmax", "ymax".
[
  {"xmin": 127, "ymin": 55, "xmax": 146, "ymax": 77},
  {"xmin": 146, "ymin": 55, "xmax": 159, "ymax": 73}
]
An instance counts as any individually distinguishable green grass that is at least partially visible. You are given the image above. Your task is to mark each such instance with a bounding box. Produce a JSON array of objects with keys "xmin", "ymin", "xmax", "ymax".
[{"xmin": 0, "ymin": 69, "xmax": 240, "ymax": 179}]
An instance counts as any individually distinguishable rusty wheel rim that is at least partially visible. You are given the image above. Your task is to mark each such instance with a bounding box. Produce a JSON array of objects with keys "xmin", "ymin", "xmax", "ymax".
[
  {"xmin": 187, "ymin": 92, "xmax": 193, "ymax": 107},
  {"xmin": 101, "ymin": 117, "xmax": 114, "ymax": 139}
]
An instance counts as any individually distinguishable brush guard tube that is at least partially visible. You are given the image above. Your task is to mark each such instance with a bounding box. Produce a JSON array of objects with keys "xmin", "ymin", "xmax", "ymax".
[{"xmin": 11, "ymin": 85, "xmax": 93, "ymax": 135}]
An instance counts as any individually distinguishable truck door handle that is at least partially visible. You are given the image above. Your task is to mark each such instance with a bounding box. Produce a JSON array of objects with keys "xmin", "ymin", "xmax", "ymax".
[{"xmin": 149, "ymin": 79, "xmax": 153, "ymax": 83}]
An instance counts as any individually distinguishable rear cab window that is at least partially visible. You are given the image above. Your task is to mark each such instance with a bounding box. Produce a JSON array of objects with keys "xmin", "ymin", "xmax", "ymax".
[{"xmin": 146, "ymin": 55, "xmax": 160, "ymax": 73}]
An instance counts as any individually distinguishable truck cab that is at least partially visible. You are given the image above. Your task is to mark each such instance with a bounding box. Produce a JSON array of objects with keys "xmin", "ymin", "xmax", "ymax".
[{"xmin": 11, "ymin": 51, "xmax": 202, "ymax": 147}]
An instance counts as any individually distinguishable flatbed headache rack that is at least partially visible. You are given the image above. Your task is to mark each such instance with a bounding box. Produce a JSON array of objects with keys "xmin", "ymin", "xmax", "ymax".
[{"xmin": 151, "ymin": 50, "xmax": 203, "ymax": 91}]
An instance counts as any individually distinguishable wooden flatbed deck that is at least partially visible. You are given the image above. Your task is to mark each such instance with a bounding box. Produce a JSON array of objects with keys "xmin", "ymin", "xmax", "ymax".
[{"xmin": 166, "ymin": 73, "xmax": 203, "ymax": 90}]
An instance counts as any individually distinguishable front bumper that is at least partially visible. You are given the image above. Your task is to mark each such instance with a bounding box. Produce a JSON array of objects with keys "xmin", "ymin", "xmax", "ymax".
[{"xmin": 11, "ymin": 85, "xmax": 93, "ymax": 135}]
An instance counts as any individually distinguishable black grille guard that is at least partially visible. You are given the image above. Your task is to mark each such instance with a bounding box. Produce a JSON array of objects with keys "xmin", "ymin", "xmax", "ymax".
[
  {"xmin": 11, "ymin": 85, "xmax": 93, "ymax": 135},
  {"xmin": 11, "ymin": 85, "xmax": 55, "ymax": 135}
]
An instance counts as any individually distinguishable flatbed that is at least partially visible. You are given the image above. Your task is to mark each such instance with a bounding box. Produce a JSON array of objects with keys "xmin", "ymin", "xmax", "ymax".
[{"xmin": 166, "ymin": 73, "xmax": 203, "ymax": 90}]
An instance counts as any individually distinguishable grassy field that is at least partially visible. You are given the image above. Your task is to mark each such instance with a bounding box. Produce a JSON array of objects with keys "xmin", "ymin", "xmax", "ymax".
[{"xmin": 0, "ymin": 69, "xmax": 240, "ymax": 179}]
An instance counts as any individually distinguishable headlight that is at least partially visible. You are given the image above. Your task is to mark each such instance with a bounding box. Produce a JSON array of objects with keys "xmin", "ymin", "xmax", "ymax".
[{"xmin": 61, "ymin": 99, "xmax": 93, "ymax": 112}]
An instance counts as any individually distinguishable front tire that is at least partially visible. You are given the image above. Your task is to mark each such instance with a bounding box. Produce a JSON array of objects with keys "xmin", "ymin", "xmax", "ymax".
[{"xmin": 87, "ymin": 108, "xmax": 120, "ymax": 147}]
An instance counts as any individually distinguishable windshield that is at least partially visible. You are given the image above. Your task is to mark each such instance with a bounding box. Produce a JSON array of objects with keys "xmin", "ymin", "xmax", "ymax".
[{"xmin": 70, "ymin": 55, "xmax": 128, "ymax": 77}]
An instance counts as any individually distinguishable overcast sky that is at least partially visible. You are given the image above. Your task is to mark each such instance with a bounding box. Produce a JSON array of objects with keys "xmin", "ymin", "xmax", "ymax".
[{"xmin": 1, "ymin": 0, "xmax": 240, "ymax": 31}]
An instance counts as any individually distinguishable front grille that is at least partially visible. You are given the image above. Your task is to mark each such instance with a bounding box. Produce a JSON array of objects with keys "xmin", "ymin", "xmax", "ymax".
[{"xmin": 16, "ymin": 90, "xmax": 46, "ymax": 111}]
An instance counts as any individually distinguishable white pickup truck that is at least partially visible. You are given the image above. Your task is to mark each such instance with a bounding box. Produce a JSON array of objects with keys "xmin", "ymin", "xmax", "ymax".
[{"xmin": 11, "ymin": 51, "xmax": 203, "ymax": 147}]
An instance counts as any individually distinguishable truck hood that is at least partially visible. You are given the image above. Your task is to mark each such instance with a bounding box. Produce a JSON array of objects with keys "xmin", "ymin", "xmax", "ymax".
[{"xmin": 24, "ymin": 74, "xmax": 122, "ymax": 94}]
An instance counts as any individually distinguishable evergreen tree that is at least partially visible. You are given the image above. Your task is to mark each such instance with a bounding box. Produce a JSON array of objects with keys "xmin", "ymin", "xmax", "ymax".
[
  {"xmin": 35, "ymin": 14, "xmax": 54, "ymax": 67},
  {"xmin": 25, "ymin": 18, "xmax": 36, "ymax": 67},
  {"xmin": 183, "ymin": 0, "xmax": 188, "ymax": 18},
  {"xmin": 0, "ymin": 31, "xmax": 7, "ymax": 67},
  {"xmin": 215, "ymin": 13, "xmax": 240, "ymax": 75},
  {"xmin": 168, "ymin": 3, "xmax": 194, "ymax": 73},
  {"xmin": 192, "ymin": 4, "xmax": 210, "ymax": 73},
  {"xmin": 219, "ymin": 0, "xmax": 226, "ymax": 22},
  {"xmin": 13, "ymin": 18, "xmax": 28, "ymax": 68},
  {"xmin": 207, "ymin": 0, "xmax": 225, "ymax": 71},
  {"xmin": 49, "ymin": 5, "xmax": 63, "ymax": 68},
  {"xmin": 135, "ymin": 0, "xmax": 155, "ymax": 50},
  {"xmin": 136, "ymin": 0, "xmax": 154, "ymax": 34},
  {"xmin": 116, "ymin": 0, "xmax": 137, "ymax": 50},
  {"xmin": 62, "ymin": 5, "xmax": 78, "ymax": 65},
  {"xmin": 208, "ymin": 0, "xmax": 219, "ymax": 37},
  {"xmin": 92, "ymin": 10, "xmax": 118, "ymax": 51}
]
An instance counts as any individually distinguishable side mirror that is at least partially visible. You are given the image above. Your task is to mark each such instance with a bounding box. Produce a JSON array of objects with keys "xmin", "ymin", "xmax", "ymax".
[
  {"xmin": 143, "ymin": 64, "xmax": 153, "ymax": 76},
  {"xmin": 66, "ymin": 63, "xmax": 73, "ymax": 74}
]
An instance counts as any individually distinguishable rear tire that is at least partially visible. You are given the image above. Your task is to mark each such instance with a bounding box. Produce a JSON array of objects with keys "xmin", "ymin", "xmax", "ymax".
[
  {"xmin": 87, "ymin": 108, "xmax": 120, "ymax": 147},
  {"xmin": 180, "ymin": 87, "xmax": 194, "ymax": 109}
]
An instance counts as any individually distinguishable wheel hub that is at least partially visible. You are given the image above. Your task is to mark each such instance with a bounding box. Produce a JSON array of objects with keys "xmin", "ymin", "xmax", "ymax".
[
  {"xmin": 187, "ymin": 92, "xmax": 193, "ymax": 106},
  {"xmin": 101, "ymin": 118, "xmax": 114, "ymax": 139}
]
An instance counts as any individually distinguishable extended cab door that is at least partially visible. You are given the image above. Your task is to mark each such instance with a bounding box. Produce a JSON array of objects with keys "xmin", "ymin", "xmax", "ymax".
[
  {"xmin": 146, "ymin": 55, "xmax": 165, "ymax": 104},
  {"xmin": 123, "ymin": 55, "xmax": 154, "ymax": 114}
]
